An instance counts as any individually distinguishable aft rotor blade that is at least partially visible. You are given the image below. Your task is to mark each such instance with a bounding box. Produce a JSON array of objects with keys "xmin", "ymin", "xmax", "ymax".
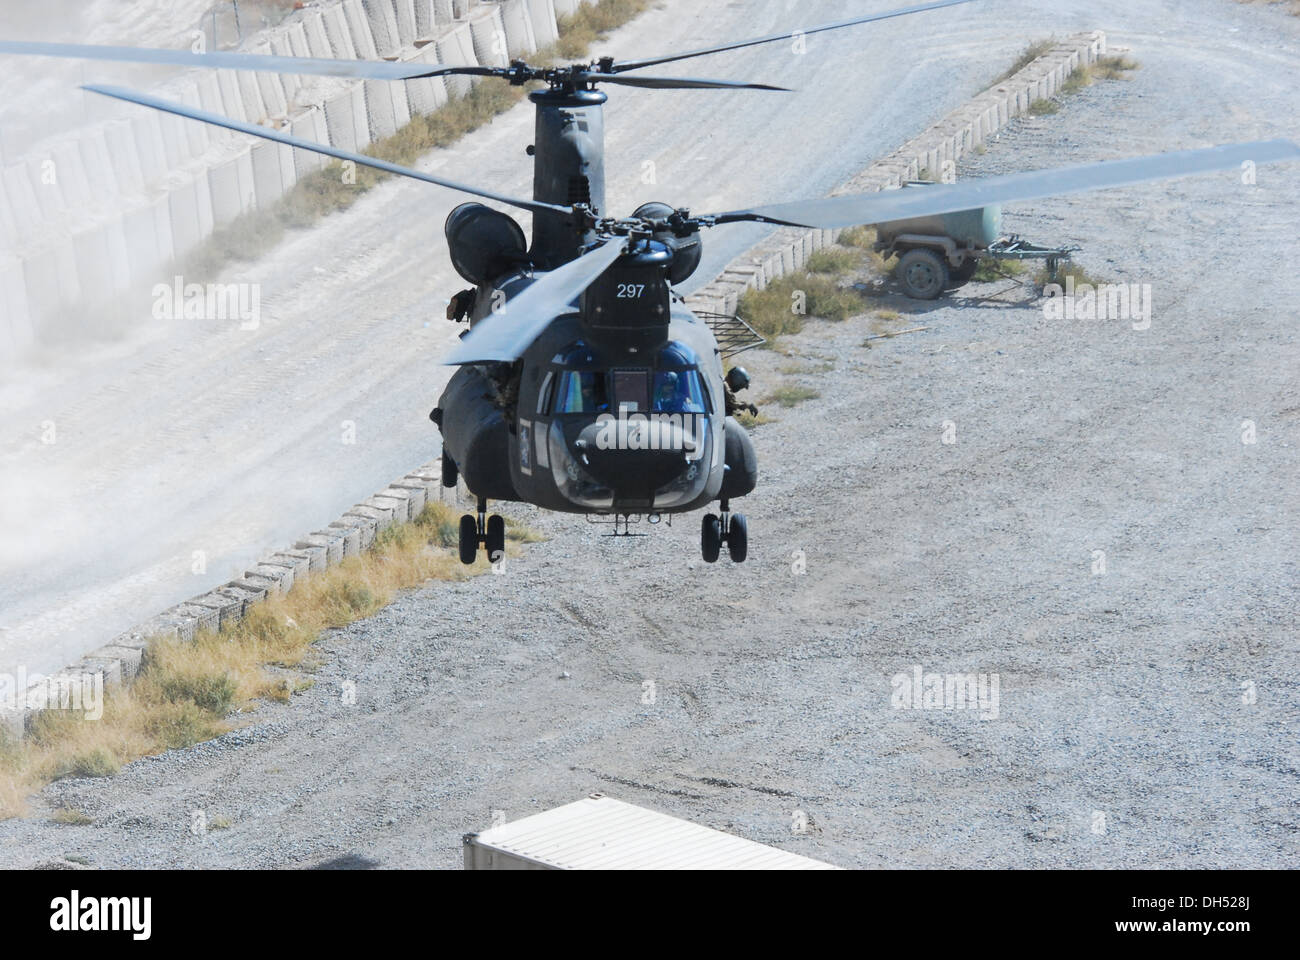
[
  {"xmin": 0, "ymin": 39, "xmax": 488, "ymax": 81},
  {"xmin": 610, "ymin": 0, "xmax": 980, "ymax": 74},
  {"xmin": 443, "ymin": 239, "xmax": 628, "ymax": 366},
  {"xmin": 706, "ymin": 140, "xmax": 1300, "ymax": 230},
  {"xmin": 83, "ymin": 84, "xmax": 569, "ymax": 219},
  {"xmin": 576, "ymin": 72, "xmax": 789, "ymax": 91}
]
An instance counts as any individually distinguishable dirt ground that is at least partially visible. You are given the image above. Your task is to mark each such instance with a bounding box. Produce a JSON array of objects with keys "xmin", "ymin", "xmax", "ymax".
[{"xmin": 1, "ymin": 0, "xmax": 1297, "ymax": 868}]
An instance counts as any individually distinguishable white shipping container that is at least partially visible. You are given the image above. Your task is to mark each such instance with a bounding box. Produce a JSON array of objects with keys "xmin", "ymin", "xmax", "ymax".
[{"xmin": 462, "ymin": 794, "xmax": 840, "ymax": 870}]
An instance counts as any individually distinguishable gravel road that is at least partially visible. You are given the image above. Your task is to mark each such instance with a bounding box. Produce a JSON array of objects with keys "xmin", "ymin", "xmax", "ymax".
[{"xmin": 1, "ymin": 0, "xmax": 1297, "ymax": 869}]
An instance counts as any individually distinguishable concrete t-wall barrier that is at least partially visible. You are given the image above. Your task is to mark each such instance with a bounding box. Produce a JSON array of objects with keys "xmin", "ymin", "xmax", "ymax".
[
  {"xmin": 1, "ymin": 0, "xmax": 606, "ymax": 360},
  {"xmin": 684, "ymin": 32, "xmax": 1107, "ymax": 319}
]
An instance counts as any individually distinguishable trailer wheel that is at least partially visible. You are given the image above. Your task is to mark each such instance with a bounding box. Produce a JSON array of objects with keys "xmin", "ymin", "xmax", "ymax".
[
  {"xmin": 898, "ymin": 248, "xmax": 949, "ymax": 299},
  {"xmin": 946, "ymin": 258, "xmax": 979, "ymax": 288}
]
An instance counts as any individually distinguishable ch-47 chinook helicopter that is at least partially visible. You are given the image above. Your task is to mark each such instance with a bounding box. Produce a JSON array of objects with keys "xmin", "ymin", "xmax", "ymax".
[{"xmin": 5, "ymin": 0, "xmax": 1297, "ymax": 565}]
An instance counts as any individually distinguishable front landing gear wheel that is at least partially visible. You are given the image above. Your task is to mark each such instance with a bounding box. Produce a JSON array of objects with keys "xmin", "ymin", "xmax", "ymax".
[
  {"xmin": 727, "ymin": 514, "xmax": 748, "ymax": 563},
  {"xmin": 458, "ymin": 514, "xmax": 478, "ymax": 565},
  {"xmin": 701, "ymin": 514, "xmax": 722, "ymax": 563}
]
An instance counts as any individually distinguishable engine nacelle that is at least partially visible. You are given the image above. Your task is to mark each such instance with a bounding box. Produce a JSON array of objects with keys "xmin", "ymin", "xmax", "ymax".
[{"xmin": 445, "ymin": 202, "xmax": 529, "ymax": 285}]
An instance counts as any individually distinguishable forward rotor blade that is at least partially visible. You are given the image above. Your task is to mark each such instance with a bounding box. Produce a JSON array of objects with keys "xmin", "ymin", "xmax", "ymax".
[
  {"xmin": 443, "ymin": 239, "xmax": 628, "ymax": 365},
  {"xmin": 83, "ymin": 84, "xmax": 568, "ymax": 219},
  {"xmin": 706, "ymin": 140, "xmax": 1300, "ymax": 230},
  {"xmin": 0, "ymin": 38, "xmax": 487, "ymax": 81},
  {"xmin": 610, "ymin": 0, "xmax": 980, "ymax": 74},
  {"xmin": 576, "ymin": 72, "xmax": 789, "ymax": 91}
]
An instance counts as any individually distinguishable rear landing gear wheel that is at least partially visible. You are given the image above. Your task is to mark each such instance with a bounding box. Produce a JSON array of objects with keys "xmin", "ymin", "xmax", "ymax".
[
  {"xmin": 441, "ymin": 455, "xmax": 458, "ymax": 488},
  {"xmin": 458, "ymin": 514, "xmax": 478, "ymax": 565},
  {"xmin": 458, "ymin": 498, "xmax": 504, "ymax": 565},
  {"xmin": 486, "ymin": 514, "xmax": 506, "ymax": 564},
  {"xmin": 727, "ymin": 514, "xmax": 748, "ymax": 563},
  {"xmin": 700, "ymin": 501, "xmax": 749, "ymax": 564},
  {"xmin": 701, "ymin": 514, "xmax": 722, "ymax": 563}
]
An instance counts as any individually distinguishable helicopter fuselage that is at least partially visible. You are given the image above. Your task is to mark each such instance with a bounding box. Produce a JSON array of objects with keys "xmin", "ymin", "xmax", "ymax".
[
  {"xmin": 434, "ymin": 83, "xmax": 755, "ymax": 521},
  {"xmin": 437, "ymin": 273, "xmax": 757, "ymax": 517}
]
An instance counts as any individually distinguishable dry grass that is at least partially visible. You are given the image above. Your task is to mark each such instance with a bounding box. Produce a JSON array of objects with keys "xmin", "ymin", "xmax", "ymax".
[
  {"xmin": 778, "ymin": 360, "xmax": 834, "ymax": 375},
  {"xmin": 995, "ymin": 39, "xmax": 1056, "ymax": 84},
  {"xmin": 554, "ymin": 0, "xmax": 651, "ymax": 60},
  {"xmin": 1035, "ymin": 262, "xmax": 1105, "ymax": 290},
  {"xmin": 740, "ymin": 230, "xmax": 897, "ymax": 342},
  {"xmin": 995, "ymin": 42, "xmax": 1138, "ymax": 125},
  {"xmin": 804, "ymin": 248, "xmax": 860, "ymax": 274},
  {"xmin": 762, "ymin": 384, "xmax": 822, "ymax": 408},
  {"xmin": 1091, "ymin": 55, "xmax": 1140, "ymax": 80},
  {"xmin": 973, "ymin": 258, "xmax": 1027, "ymax": 282},
  {"xmin": 836, "ymin": 225, "xmax": 876, "ymax": 250},
  {"xmin": 1062, "ymin": 56, "xmax": 1140, "ymax": 95},
  {"xmin": 837, "ymin": 225, "xmax": 896, "ymax": 273},
  {"xmin": 740, "ymin": 274, "xmax": 870, "ymax": 340},
  {"xmin": 0, "ymin": 501, "xmax": 543, "ymax": 819},
  {"xmin": 1061, "ymin": 65, "xmax": 1092, "ymax": 96}
]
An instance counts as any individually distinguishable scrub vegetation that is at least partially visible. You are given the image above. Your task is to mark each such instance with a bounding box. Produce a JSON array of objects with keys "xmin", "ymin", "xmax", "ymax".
[
  {"xmin": 994, "ymin": 38, "xmax": 1056, "ymax": 83},
  {"xmin": 738, "ymin": 226, "xmax": 897, "ymax": 341},
  {"xmin": 762, "ymin": 384, "xmax": 821, "ymax": 408}
]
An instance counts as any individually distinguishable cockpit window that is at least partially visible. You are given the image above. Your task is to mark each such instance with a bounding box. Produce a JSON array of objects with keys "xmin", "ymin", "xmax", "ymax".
[
  {"xmin": 652, "ymin": 369, "xmax": 708, "ymax": 414},
  {"xmin": 612, "ymin": 369, "xmax": 650, "ymax": 412},
  {"xmin": 555, "ymin": 370, "xmax": 608, "ymax": 413},
  {"xmin": 656, "ymin": 341, "xmax": 698, "ymax": 369}
]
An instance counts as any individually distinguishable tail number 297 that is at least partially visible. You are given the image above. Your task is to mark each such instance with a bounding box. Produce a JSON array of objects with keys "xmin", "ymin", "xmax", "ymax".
[{"xmin": 616, "ymin": 283, "xmax": 646, "ymax": 299}]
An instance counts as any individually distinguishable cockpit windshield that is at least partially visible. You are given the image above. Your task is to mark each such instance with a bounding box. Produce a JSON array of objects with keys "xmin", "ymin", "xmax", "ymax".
[
  {"xmin": 555, "ymin": 370, "xmax": 608, "ymax": 414},
  {"xmin": 549, "ymin": 340, "xmax": 710, "ymax": 417},
  {"xmin": 651, "ymin": 369, "xmax": 707, "ymax": 413}
]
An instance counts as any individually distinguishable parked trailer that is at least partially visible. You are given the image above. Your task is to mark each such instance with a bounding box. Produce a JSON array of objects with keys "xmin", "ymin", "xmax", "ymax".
[
  {"xmin": 875, "ymin": 182, "xmax": 1078, "ymax": 299},
  {"xmin": 463, "ymin": 794, "xmax": 840, "ymax": 870}
]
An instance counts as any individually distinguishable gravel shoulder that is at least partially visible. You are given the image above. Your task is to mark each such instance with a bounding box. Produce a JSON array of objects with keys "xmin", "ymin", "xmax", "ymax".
[{"xmin": 1, "ymin": 0, "xmax": 1297, "ymax": 869}]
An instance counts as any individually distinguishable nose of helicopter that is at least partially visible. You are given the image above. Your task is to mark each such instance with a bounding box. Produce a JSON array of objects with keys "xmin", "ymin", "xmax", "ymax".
[{"xmin": 573, "ymin": 417, "xmax": 702, "ymax": 493}]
